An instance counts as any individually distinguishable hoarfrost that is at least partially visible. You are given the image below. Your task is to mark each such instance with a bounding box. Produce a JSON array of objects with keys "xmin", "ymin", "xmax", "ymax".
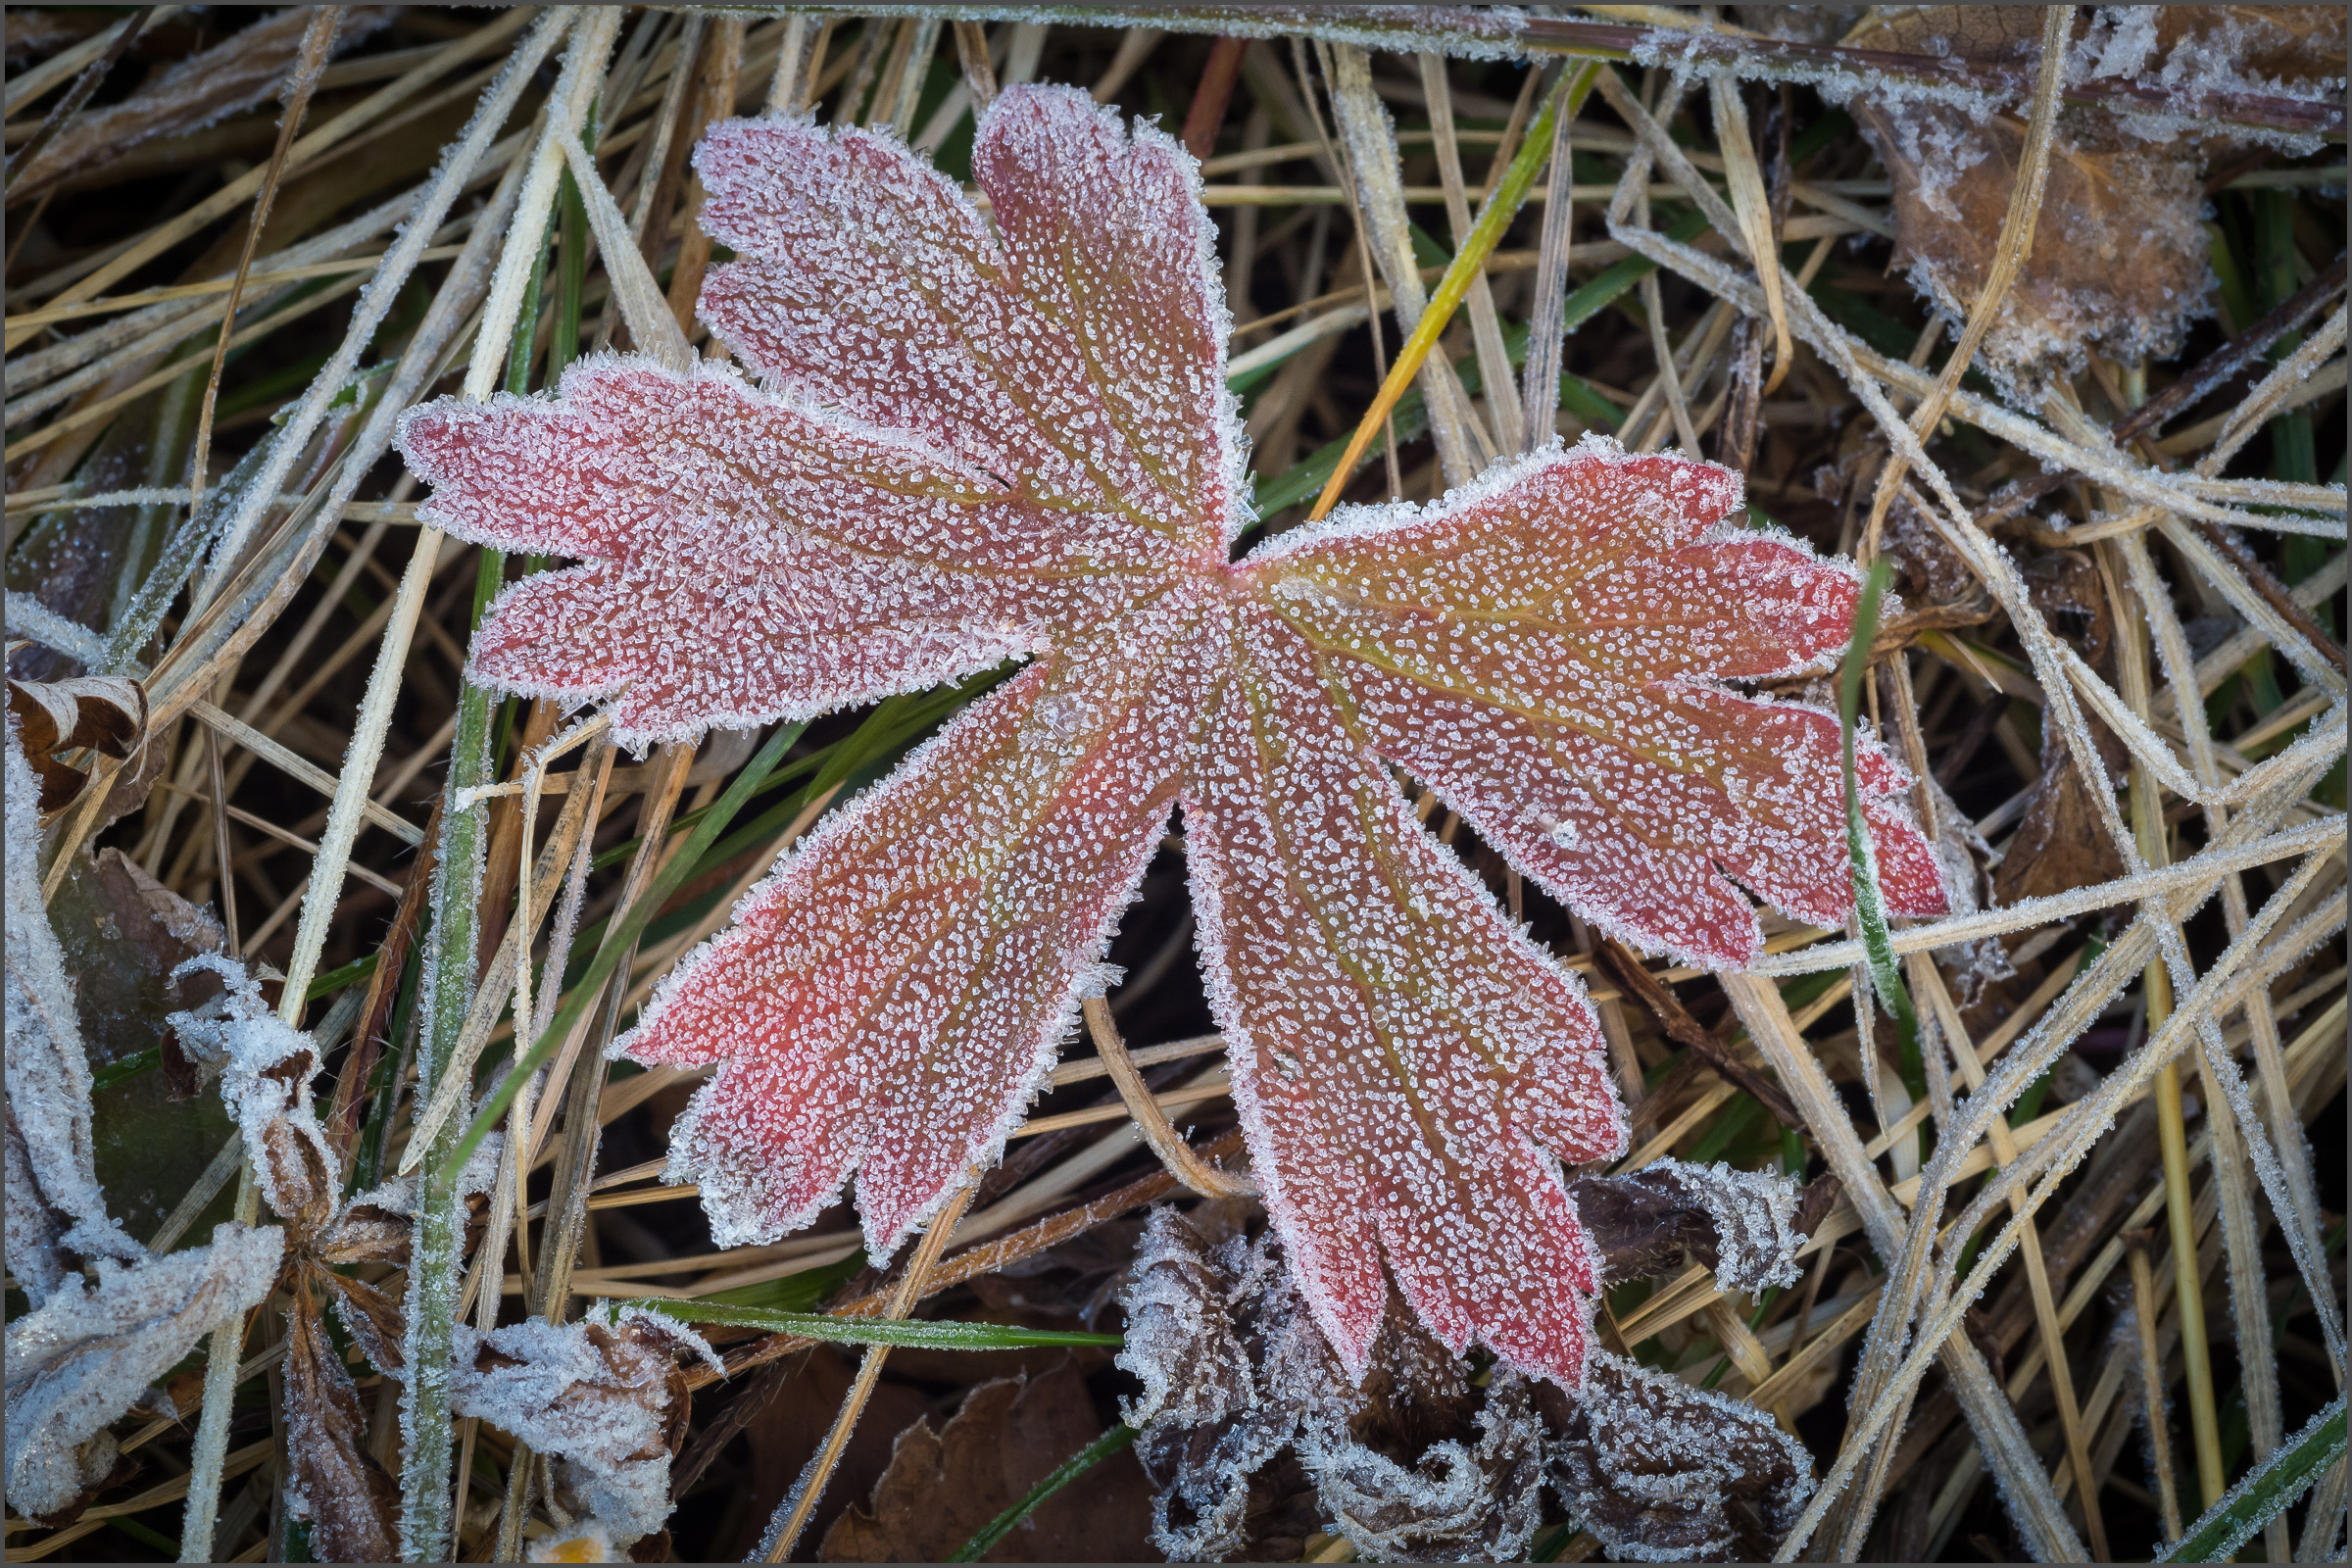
[
  {"xmin": 4, "ymin": 709, "xmax": 140, "ymax": 1299},
  {"xmin": 1120, "ymin": 1211, "xmax": 1546, "ymax": 1561},
  {"xmin": 402, "ymin": 85, "xmax": 1939, "ymax": 1391},
  {"xmin": 446, "ymin": 1305, "xmax": 713, "ymax": 1549},
  {"xmin": 2, "ymin": 1223, "xmax": 282, "ymax": 1521},
  {"xmin": 1544, "ymin": 1350, "xmax": 1815, "ymax": 1562},
  {"xmin": 167, "ymin": 954, "xmax": 339, "ymax": 1229}
]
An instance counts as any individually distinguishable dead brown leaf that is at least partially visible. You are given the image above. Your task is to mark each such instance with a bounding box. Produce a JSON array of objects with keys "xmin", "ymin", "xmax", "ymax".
[
  {"xmin": 5, "ymin": 675, "xmax": 145, "ymax": 813},
  {"xmin": 819, "ymin": 1358, "xmax": 1156, "ymax": 1563},
  {"xmin": 282, "ymin": 1276, "xmax": 400, "ymax": 1562},
  {"xmin": 1116, "ymin": 1207, "xmax": 1549, "ymax": 1561},
  {"xmin": 1846, "ymin": 6, "xmax": 2348, "ymax": 397},
  {"xmin": 1536, "ymin": 1350, "xmax": 1816, "ymax": 1563}
]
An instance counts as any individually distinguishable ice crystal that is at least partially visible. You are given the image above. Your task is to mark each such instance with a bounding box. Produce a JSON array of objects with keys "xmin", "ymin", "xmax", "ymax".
[
  {"xmin": 2, "ymin": 1224, "xmax": 282, "ymax": 1521},
  {"xmin": 446, "ymin": 1305, "xmax": 714, "ymax": 1549},
  {"xmin": 399, "ymin": 85, "xmax": 1942, "ymax": 1388}
]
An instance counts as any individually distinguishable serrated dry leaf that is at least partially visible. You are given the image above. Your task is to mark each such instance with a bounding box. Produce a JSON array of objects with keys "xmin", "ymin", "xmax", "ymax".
[
  {"xmin": 400, "ymin": 84, "xmax": 1942, "ymax": 1389},
  {"xmin": 819, "ymin": 1357, "xmax": 1155, "ymax": 1563}
]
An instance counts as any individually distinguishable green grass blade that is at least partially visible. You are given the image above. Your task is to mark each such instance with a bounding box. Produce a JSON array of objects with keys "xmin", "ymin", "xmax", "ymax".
[
  {"xmin": 2160, "ymin": 1400, "xmax": 2346, "ymax": 1562},
  {"xmin": 948, "ymin": 1423, "xmax": 1140, "ymax": 1562},
  {"xmin": 1838, "ymin": 560, "xmax": 1926, "ymax": 1111},
  {"xmin": 634, "ymin": 1299, "xmax": 1123, "ymax": 1352}
]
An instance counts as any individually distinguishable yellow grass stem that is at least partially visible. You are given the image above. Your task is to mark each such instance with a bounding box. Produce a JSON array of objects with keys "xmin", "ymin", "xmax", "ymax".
[{"xmin": 1306, "ymin": 62, "xmax": 1596, "ymax": 522}]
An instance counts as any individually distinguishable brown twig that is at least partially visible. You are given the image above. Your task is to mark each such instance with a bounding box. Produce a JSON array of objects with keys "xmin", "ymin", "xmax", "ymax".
[{"xmin": 1594, "ymin": 938, "xmax": 1804, "ymax": 1133}]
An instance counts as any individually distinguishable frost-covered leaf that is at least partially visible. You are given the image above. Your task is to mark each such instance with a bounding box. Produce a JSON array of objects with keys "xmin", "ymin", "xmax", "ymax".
[
  {"xmin": 1, "ymin": 1223, "xmax": 282, "ymax": 1522},
  {"xmin": 166, "ymin": 954, "xmax": 339, "ymax": 1235},
  {"xmin": 1569, "ymin": 1158, "xmax": 1809, "ymax": 1297},
  {"xmin": 1118, "ymin": 1211, "xmax": 1545, "ymax": 1562},
  {"xmin": 4, "ymin": 710, "xmax": 141, "ymax": 1300},
  {"xmin": 5, "ymin": 676, "xmax": 145, "ymax": 814},
  {"xmin": 1309, "ymin": 1368, "xmax": 1546, "ymax": 1563},
  {"xmin": 1844, "ymin": 5, "xmax": 2347, "ymax": 398},
  {"xmin": 447, "ymin": 1306, "xmax": 715, "ymax": 1549},
  {"xmin": 818, "ymin": 1359, "xmax": 1156, "ymax": 1562},
  {"xmin": 282, "ymin": 1277, "xmax": 400, "ymax": 1563},
  {"xmin": 400, "ymin": 85, "xmax": 1942, "ymax": 1391},
  {"xmin": 1537, "ymin": 1350, "xmax": 1816, "ymax": 1563}
]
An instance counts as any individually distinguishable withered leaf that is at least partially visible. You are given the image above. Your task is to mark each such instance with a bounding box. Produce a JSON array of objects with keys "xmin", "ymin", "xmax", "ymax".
[
  {"xmin": 282, "ymin": 1279, "xmax": 400, "ymax": 1563},
  {"xmin": 1568, "ymin": 1158, "xmax": 1809, "ymax": 1297},
  {"xmin": 1, "ymin": 1224, "xmax": 282, "ymax": 1522},
  {"xmin": 167, "ymin": 955, "xmax": 340, "ymax": 1239},
  {"xmin": 449, "ymin": 1307, "xmax": 713, "ymax": 1549},
  {"xmin": 820, "ymin": 1358, "xmax": 1156, "ymax": 1563},
  {"xmin": 1846, "ymin": 6, "xmax": 2346, "ymax": 398},
  {"xmin": 1117, "ymin": 1207, "xmax": 1546, "ymax": 1562},
  {"xmin": 1537, "ymin": 1350, "xmax": 1816, "ymax": 1563},
  {"xmin": 5, "ymin": 675, "xmax": 145, "ymax": 812}
]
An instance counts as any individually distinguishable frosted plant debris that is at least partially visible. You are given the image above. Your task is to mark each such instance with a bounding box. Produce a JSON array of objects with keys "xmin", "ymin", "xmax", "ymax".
[
  {"xmin": 1567, "ymin": 1158, "xmax": 1810, "ymax": 1296},
  {"xmin": 446, "ymin": 1304, "xmax": 715, "ymax": 1549},
  {"xmin": 1542, "ymin": 1350, "xmax": 1817, "ymax": 1562},
  {"xmin": 1, "ymin": 1222, "xmax": 282, "ymax": 1522},
  {"xmin": 3, "ymin": 708, "xmax": 141, "ymax": 1303},
  {"xmin": 1120, "ymin": 1210, "xmax": 1551, "ymax": 1561},
  {"xmin": 1843, "ymin": 6, "xmax": 2347, "ymax": 399},
  {"xmin": 167, "ymin": 953, "xmax": 340, "ymax": 1230},
  {"xmin": 400, "ymin": 83, "xmax": 1942, "ymax": 1391}
]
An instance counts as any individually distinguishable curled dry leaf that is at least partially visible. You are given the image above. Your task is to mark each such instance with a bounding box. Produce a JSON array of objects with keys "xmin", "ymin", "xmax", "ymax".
[
  {"xmin": 1534, "ymin": 1351, "xmax": 1817, "ymax": 1563},
  {"xmin": 1, "ymin": 1223, "xmax": 283, "ymax": 1522},
  {"xmin": 1118, "ymin": 1207, "xmax": 1547, "ymax": 1562},
  {"xmin": 1566, "ymin": 1158, "xmax": 1810, "ymax": 1295},
  {"xmin": 819, "ymin": 1358, "xmax": 1156, "ymax": 1562},
  {"xmin": 447, "ymin": 1306, "xmax": 716, "ymax": 1549},
  {"xmin": 400, "ymin": 84, "xmax": 1941, "ymax": 1390},
  {"xmin": 4, "ymin": 7, "xmax": 393, "ymax": 202},
  {"xmin": 1844, "ymin": 5, "xmax": 2347, "ymax": 397},
  {"xmin": 4, "ymin": 710, "xmax": 142, "ymax": 1302},
  {"xmin": 5, "ymin": 675, "xmax": 145, "ymax": 814},
  {"xmin": 166, "ymin": 953, "xmax": 339, "ymax": 1234},
  {"xmin": 282, "ymin": 1277, "xmax": 401, "ymax": 1563}
]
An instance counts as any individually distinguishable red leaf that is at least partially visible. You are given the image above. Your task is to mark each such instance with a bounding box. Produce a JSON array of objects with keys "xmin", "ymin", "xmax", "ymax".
[{"xmin": 397, "ymin": 85, "xmax": 1943, "ymax": 1389}]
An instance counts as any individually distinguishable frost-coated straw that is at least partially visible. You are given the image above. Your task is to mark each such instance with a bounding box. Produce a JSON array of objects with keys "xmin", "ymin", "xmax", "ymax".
[
  {"xmin": 1306, "ymin": 61, "xmax": 1591, "ymax": 520},
  {"xmin": 394, "ymin": 12, "xmax": 618, "ymax": 1559},
  {"xmin": 174, "ymin": 18, "xmax": 576, "ymax": 1566}
]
